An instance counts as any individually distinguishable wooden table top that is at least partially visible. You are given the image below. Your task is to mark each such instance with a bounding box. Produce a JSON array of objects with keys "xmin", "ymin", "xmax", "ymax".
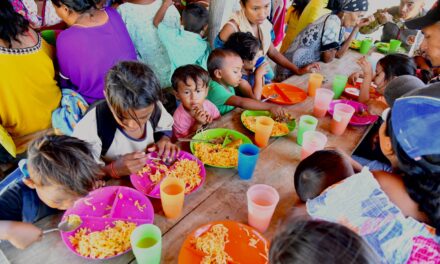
[{"xmin": 0, "ymin": 50, "xmax": 380, "ymax": 264}]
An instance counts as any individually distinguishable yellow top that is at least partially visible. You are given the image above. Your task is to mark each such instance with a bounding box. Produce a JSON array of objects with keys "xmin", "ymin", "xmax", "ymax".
[{"xmin": 0, "ymin": 36, "xmax": 60, "ymax": 153}]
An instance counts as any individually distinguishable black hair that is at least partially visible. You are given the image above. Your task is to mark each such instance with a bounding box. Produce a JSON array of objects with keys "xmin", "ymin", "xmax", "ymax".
[
  {"xmin": 171, "ymin": 64, "xmax": 209, "ymax": 91},
  {"xmin": 51, "ymin": 0, "xmax": 100, "ymax": 13},
  {"xmin": 269, "ymin": 219, "xmax": 380, "ymax": 263},
  {"xmin": 294, "ymin": 150, "xmax": 354, "ymax": 202},
  {"xmin": 385, "ymin": 111, "xmax": 440, "ymax": 235},
  {"xmin": 207, "ymin": 49, "xmax": 240, "ymax": 78},
  {"xmin": 378, "ymin": 53, "xmax": 417, "ymax": 82},
  {"xmin": 105, "ymin": 61, "xmax": 161, "ymax": 125},
  {"xmin": 182, "ymin": 3, "xmax": 209, "ymax": 34},
  {"xmin": 0, "ymin": 0, "xmax": 30, "ymax": 48},
  {"xmin": 291, "ymin": 0, "xmax": 310, "ymax": 17},
  {"xmin": 224, "ymin": 32, "xmax": 260, "ymax": 61}
]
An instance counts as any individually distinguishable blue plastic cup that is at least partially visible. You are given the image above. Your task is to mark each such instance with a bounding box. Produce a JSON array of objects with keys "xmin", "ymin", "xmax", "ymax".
[
  {"xmin": 255, "ymin": 57, "xmax": 275, "ymax": 81},
  {"xmin": 238, "ymin": 144, "xmax": 260, "ymax": 180}
]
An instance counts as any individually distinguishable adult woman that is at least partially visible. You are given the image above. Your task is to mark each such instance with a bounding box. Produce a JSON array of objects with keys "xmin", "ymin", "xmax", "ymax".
[
  {"xmin": 217, "ymin": 0, "xmax": 319, "ymax": 76},
  {"xmin": 51, "ymin": 0, "xmax": 137, "ymax": 104},
  {"xmin": 0, "ymin": 0, "xmax": 61, "ymax": 163},
  {"xmin": 276, "ymin": 0, "xmax": 369, "ymax": 80}
]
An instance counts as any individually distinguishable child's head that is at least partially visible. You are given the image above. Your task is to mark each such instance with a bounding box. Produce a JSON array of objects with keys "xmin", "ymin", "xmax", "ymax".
[
  {"xmin": 208, "ymin": 49, "xmax": 243, "ymax": 87},
  {"xmin": 240, "ymin": 0, "xmax": 271, "ymax": 25},
  {"xmin": 294, "ymin": 150, "xmax": 354, "ymax": 202},
  {"xmin": 105, "ymin": 61, "xmax": 161, "ymax": 132},
  {"xmin": 269, "ymin": 219, "xmax": 380, "ymax": 263},
  {"xmin": 224, "ymin": 32, "xmax": 260, "ymax": 71},
  {"xmin": 182, "ymin": 3, "xmax": 209, "ymax": 34},
  {"xmin": 24, "ymin": 135, "xmax": 100, "ymax": 210},
  {"xmin": 374, "ymin": 53, "xmax": 417, "ymax": 93},
  {"xmin": 171, "ymin": 64, "xmax": 210, "ymax": 111}
]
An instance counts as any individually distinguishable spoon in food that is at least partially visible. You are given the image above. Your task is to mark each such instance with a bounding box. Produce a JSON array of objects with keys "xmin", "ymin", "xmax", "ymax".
[{"xmin": 43, "ymin": 214, "xmax": 82, "ymax": 234}]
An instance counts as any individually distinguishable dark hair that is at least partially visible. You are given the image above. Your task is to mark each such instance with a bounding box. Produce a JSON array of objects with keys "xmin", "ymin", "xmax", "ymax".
[
  {"xmin": 224, "ymin": 32, "xmax": 260, "ymax": 61},
  {"xmin": 386, "ymin": 111, "xmax": 440, "ymax": 235},
  {"xmin": 171, "ymin": 64, "xmax": 210, "ymax": 91},
  {"xmin": 291, "ymin": 0, "xmax": 310, "ymax": 17},
  {"xmin": 182, "ymin": 3, "xmax": 209, "ymax": 33},
  {"xmin": 207, "ymin": 49, "xmax": 240, "ymax": 77},
  {"xmin": 378, "ymin": 54, "xmax": 417, "ymax": 82},
  {"xmin": 0, "ymin": 0, "xmax": 30, "ymax": 48},
  {"xmin": 27, "ymin": 135, "xmax": 100, "ymax": 196},
  {"xmin": 294, "ymin": 150, "xmax": 354, "ymax": 202},
  {"xmin": 51, "ymin": 0, "xmax": 100, "ymax": 13},
  {"xmin": 105, "ymin": 61, "xmax": 161, "ymax": 124},
  {"xmin": 269, "ymin": 219, "xmax": 380, "ymax": 263}
]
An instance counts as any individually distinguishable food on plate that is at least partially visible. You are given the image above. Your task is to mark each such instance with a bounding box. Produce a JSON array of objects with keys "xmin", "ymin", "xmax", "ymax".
[
  {"xmin": 243, "ymin": 116, "xmax": 290, "ymax": 136},
  {"xmin": 191, "ymin": 224, "xmax": 232, "ymax": 264}
]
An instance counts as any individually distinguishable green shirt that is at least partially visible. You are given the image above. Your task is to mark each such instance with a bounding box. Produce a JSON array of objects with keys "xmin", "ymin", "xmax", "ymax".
[{"xmin": 207, "ymin": 80, "xmax": 236, "ymax": 115}]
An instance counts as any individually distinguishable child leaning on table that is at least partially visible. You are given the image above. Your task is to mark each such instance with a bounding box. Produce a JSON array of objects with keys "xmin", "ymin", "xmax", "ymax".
[
  {"xmin": 0, "ymin": 135, "xmax": 101, "ymax": 249},
  {"xmin": 171, "ymin": 65, "xmax": 221, "ymax": 139},
  {"xmin": 206, "ymin": 49, "xmax": 285, "ymax": 117}
]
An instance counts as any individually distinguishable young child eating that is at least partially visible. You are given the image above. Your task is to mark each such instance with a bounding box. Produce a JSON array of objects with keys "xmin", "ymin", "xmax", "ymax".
[{"xmin": 171, "ymin": 65, "xmax": 221, "ymax": 139}]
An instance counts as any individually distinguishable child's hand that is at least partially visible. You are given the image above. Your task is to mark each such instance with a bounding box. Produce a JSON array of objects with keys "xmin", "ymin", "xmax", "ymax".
[
  {"xmin": 357, "ymin": 57, "xmax": 373, "ymax": 78},
  {"xmin": 163, "ymin": 0, "xmax": 174, "ymax": 7},
  {"xmin": 148, "ymin": 136, "xmax": 179, "ymax": 162},
  {"xmin": 298, "ymin": 62, "xmax": 320, "ymax": 75},
  {"xmin": 348, "ymin": 71, "xmax": 363, "ymax": 85},
  {"xmin": 193, "ymin": 106, "xmax": 210, "ymax": 125},
  {"xmin": 269, "ymin": 105, "xmax": 286, "ymax": 118},
  {"xmin": 113, "ymin": 152, "xmax": 148, "ymax": 177},
  {"xmin": 255, "ymin": 62, "xmax": 269, "ymax": 78},
  {"xmin": 6, "ymin": 221, "xmax": 42, "ymax": 249}
]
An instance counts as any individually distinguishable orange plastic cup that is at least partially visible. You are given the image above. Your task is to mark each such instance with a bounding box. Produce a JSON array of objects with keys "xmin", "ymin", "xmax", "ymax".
[
  {"xmin": 255, "ymin": 116, "xmax": 274, "ymax": 147},
  {"xmin": 308, "ymin": 73, "xmax": 324, "ymax": 97},
  {"xmin": 160, "ymin": 177, "xmax": 185, "ymax": 219},
  {"xmin": 330, "ymin": 103, "xmax": 355, "ymax": 136}
]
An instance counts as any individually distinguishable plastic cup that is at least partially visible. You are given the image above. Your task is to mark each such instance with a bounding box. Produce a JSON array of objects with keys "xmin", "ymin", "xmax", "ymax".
[
  {"xmin": 330, "ymin": 103, "xmax": 355, "ymax": 136},
  {"xmin": 389, "ymin": 39, "xmax": 402, "ymax": 53},
  {"xmin": 130, "ymin": 224, "xmax": 162, "ymax": 264},
  {"xmin": 256, "ymin": 56, "xmax": 275, "ymax": 81},
  {"xmin": 255, "ymin": 116, "xmax": 274, "ymax": 147},
  {"xmin": 307, "ymin": 73, "xmax": 324, "ymax": 97},
  {"xmin": 247, "ymin": 184, "xmax": 280, "ymax": 233},
  {"xmin": 332, "ymin": 75, "xmax": 348, "ymax": 99},
  {"xmin": 300, "ymin": 131, "xmax": 328, "ymax": 160},
  {"xmin": 359, "ymin": 39, "xmax": 372, "ymax": 55},
  {"xmin": 313, "ymin": 88, "xmax": 335, "ymax": 118},
  {"xmin": 160, "ymin": 177, "xmax": 185, "ymax": 219},
  {"xmin": 296, "ymin": 115, "xmax": 318, "ymax": 146},
  {"xmin": 238, "ymin": 144, "xmax": 260, "ymax": 180}
]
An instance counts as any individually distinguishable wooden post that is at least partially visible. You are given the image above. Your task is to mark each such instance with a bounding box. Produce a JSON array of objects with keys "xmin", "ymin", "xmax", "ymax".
[{"xmin": 208, "ymin": 0, "xmax": 241, "ymax": 47}]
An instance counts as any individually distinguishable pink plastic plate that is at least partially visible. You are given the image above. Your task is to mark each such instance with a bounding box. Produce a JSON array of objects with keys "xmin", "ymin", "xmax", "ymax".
[
  {"xmin": 60, "ymin": 186, "xmax": 154, "ymax": 259},
  {"xmin": 130, "ymin": 151, "xmax": 206, "ymax": 199},
  {"xmin": 328, "ymin": 99, "xmax": 379, "ymax": 126}
]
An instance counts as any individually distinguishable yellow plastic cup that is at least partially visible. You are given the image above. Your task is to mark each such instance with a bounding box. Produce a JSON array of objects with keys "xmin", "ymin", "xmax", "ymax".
[
  {"xmin": 308, "ymin": 73, "xmax": 324, "ymax": 97},
  {"xmin": 160, "ymin": 177, "xmax": 185, "ymax": 219},
  {"xmin": 255, "ymin": 116, "xmax": 275, "ymax": 147}
]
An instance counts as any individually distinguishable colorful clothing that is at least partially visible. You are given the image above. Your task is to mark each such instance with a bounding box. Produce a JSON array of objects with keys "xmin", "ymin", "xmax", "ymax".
[
  {"xmin": 0, "ymin": 34, "xmax": 61, "ymax": 154},
  {"xmin": 270, "ymin": 0, "xmax": 287, "ymax": 46},
  {"xmin": 207, "ymin": 80, "xmax": 236, "ymax": 115},
  {"xmin": 172, "ymin": 100, "xmax": 220, "ymax": 138},
  {"xmin": 306, "ymin": 168, "xmax": 440, "ymax": 263},
  {"xmin": 117, "ymin": 1, "xmax": 181, "ymax": 88},
  {"xmin": 56, "ymin": 7, "xmax": 137, "ymax": 104},
  {"xmin": 10, "ymin": 0, "xmax": 62, "ymax": 28}
]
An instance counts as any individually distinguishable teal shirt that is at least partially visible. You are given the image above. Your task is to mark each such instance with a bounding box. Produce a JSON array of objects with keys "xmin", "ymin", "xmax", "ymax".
[
  {"xmin": 207, "ymin": 81, "xmax": 236, "ymax": 115},
  {"xmin": 158, "ymin": 23, "xmax": 211, "ymax": 72}
]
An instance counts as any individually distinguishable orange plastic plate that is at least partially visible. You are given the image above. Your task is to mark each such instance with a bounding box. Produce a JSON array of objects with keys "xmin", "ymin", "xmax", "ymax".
[{"xmin": 262, "ymin": 83, "xmax": 307, "ymax": 105}]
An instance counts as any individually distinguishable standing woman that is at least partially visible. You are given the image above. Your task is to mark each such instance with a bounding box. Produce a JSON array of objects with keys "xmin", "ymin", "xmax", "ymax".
[
  {"xmin": 217, "ymin": 0, "xmax": 320, "ymax": 76},
  {"xmin": 51, "ymin": 0, "xmax": 137, "ymax": 104}
]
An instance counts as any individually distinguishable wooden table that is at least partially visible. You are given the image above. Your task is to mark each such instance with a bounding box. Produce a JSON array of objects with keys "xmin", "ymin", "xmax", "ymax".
[{"xmin": 0, "ymin": 50, "xmax": 379, "ymax": 264}]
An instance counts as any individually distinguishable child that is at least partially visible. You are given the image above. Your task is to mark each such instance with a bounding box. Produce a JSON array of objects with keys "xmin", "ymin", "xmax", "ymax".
[
  {"xmin": 224, "ymin": 32, "xmax": 271, "ymax": 100},
  {"xmin": 0, "ymin": 135, "xmax": 101, "ymax": 249},
  {"xmin": 270, "ymin": 219, "xmax": 380, "ymax": 263},
  {"xmin": 206, "ymin": 49, "xmax": 285, "ymax": 116},
  {"xmin": 72, "ymin": 61, "xmax": 178, "ymax": 178},
  {"xmin": 171, "ymin": 65, "xmax": 221, "ymax": 139},
  {"xmin": 154, "ymin": 1, "xmax": 211, "ymax": 72}
]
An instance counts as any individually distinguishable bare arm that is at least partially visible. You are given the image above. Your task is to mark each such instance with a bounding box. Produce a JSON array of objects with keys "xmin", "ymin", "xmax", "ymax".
[
  {"xmin": 237, "ymin": 79, "xmax": 257, "ymax": 99},
  {"xmin": 336, "ymin": 26, "xmax": 359, "ymax": 58},
  {"xmin": 218, "ymin": 22, "xmax": 237, "ymax": 43},
  {"xmin": 225, "ymin": 95, "xmax": 285, "ymax": 117},
  {"xmin": 153, "ymin": 0, "xmax": 173, "ymax": 28},
  {"xmin": 268, "ymin": 44, "xmax": 320, "ymax": 75}
]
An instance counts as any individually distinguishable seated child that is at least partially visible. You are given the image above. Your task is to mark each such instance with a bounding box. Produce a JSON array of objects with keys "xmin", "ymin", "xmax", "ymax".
[
  {"xmin": 154, "ymin": 1, "xmax": 211, "ymax": 72},
  {"xmin": 171, "ymin": 65, "xmax": 221, "ymax": 139},
  {"xmin": 72, "ymin": 61, "xmax": 178, "ymax": 178},
  {"xmin": 0, "ymin": 135, "xmax": 101, "ymax": 249},
  {"xmin": 224, "ymin": 32, "xmax": 272, "ymax": 100},
  {"xmin": 206, "ymin": 49, "xmax": 285, "ymax": 116}
]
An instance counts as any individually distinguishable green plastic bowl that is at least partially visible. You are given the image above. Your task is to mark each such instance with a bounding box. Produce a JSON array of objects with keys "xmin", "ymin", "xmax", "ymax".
[
  {"xmin": 375, "ymin": 42, "xmax": 406, "ymax": 54},
  {"xmin": 190, "ymin": 128, "xmax": 252, "ymax": 168},
  {"xmin": 240, "ymin": 110, "xmax": 296, "ymax": 138}
]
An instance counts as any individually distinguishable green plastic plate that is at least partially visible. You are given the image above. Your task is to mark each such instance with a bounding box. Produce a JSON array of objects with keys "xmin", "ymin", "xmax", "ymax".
[{"xmin": 240, "ymin": 110, "xmax": 296, "ymax": 138}]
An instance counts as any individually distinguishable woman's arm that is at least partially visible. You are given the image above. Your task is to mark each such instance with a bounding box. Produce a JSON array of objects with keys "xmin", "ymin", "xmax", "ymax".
[
  {"xmin": 267, "ymin": 44, "xmax": 320, "ymax": 75},
  {"xmin": 218, "ymin": 22, "xmax": 237, "ymax": 44},
  {"xmin": 336, "ymin": 26, "xmax": 359, "ymax": 58}
]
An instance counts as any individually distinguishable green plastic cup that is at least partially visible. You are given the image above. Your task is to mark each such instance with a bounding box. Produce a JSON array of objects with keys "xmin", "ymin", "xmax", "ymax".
[
  {"xmin": 389, "ymin": 39, "xmax": 402, "ymax": 53},
  {"xmin": 297, "ymin": 115, "xmax": 318, "ymax": 145},
  {"xmin": 332, "ymin": 75, "xmax": 348, "ymax": 99},
  {"xmin": 130, "ymin": 224, "xmax": 162, "ymax": 264},
  {"xmin": 359, "ymin": 39, "xmax": 372, "ymax": 55}
]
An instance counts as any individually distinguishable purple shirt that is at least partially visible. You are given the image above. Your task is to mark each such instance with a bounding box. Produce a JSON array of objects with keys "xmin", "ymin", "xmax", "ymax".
[{"xmin": 56, "ymin": 7, "xmax": 137, "ymax": 103}]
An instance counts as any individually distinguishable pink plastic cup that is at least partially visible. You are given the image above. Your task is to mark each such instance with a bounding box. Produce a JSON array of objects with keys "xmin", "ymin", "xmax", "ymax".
[
  {"xmin": 300, "ymin": 131, "xmax": 327, "ymax": 160},
  {"xmin": 247, "ymin": 184, "xmax": 280, "ymax": 233},
  {"xmin": 313, "ymin": 89, "xmax": 335, "ymax": 118},
  {"xmin": 330, "ymin": 103, "xmax": 355, "ymax": 136}
]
